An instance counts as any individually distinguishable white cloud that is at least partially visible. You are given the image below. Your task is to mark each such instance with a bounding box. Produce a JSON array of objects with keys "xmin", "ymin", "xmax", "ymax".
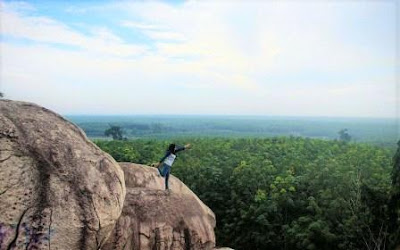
[
  {"xmin": 145, "ymin": 31, "xmax": 186, "ymax": 42},
  {"xmin": 0, "ymin": 2, "xmax": 148, "ymax": 57},
  {"xmin": 118, "ymin": 1, "xmax": 393, "ymax": 83},
  {"xmin": 0, "ymin": 1, "xmax": 36, "ymax": 12},
  {"xmin": 0, "ymin": 1, "xmax": 397, "ymax": 117},
  {"xmin": 121, "ymin": 20, "xmax": 187, "ymax": 42},
  {"xmin": 120, "ymin": 21, "xmax": 165, "ymax": 31}
]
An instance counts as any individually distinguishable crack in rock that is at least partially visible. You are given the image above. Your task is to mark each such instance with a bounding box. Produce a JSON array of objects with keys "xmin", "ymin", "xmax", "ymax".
[
  {"xmin": 48, "ymin": 209, "xmax": 53, "ymax": 250},
  {"xmin": 0, "ymin": 154, "xmax": 12, "ymax": 163},
  {"xmin": 7, "ymin": 207, "xmax": 31, "ymax": 250},
  {"xmin": 89, "ymin": 195, "xmax": 102, "ymax": 250}
]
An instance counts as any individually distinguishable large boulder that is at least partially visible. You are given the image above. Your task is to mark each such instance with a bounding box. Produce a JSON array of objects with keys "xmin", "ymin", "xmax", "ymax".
[
  {"xmin": 0, "ymin": 100, "xmax": 126, "ymax": 249},
  {"xmin": 102, "ymin": 163, "xmax": 216, "ymax": 250}
]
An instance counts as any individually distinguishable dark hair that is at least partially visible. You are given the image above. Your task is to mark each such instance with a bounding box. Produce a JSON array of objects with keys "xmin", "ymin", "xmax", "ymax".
[{"xmin": 168, "ymin": 143, "xmax": 176, "ymax": 154}]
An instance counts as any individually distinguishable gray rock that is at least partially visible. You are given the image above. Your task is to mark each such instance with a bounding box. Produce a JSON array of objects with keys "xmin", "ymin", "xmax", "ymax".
[
  {"xmin": 0, "ymin": 100, "xmax": 126, "ymax": 250},
  {"xmin": 102, "ymin": 163, "xmax": 216, "ymax": 250}
]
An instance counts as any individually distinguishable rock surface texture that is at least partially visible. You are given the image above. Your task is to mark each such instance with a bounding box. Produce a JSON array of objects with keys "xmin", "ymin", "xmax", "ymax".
[
  {"xmin": 0, "ymin": 100, "xmax": 126, "ymax": 250},
  {"xmin": 102, "ymin": 163, "xmax": 216, "ymax": 250}
]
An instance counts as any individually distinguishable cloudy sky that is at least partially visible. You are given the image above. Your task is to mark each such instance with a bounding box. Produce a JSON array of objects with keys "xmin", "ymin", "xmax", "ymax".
[{"xmin": 0, "ymin": 0, "xmax": 398, "ymax": 117}]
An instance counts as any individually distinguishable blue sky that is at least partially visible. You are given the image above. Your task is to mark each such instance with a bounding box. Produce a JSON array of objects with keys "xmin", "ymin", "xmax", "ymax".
[{"xmin": 0, "ymin": 0, "xmax": 398, "ymax": 117}]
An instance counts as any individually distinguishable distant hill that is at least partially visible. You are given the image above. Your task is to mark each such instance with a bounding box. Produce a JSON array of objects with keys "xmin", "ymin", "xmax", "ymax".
[{"xmin": 66, "ymin": 115, "xmax": 399, "ymax": 148}]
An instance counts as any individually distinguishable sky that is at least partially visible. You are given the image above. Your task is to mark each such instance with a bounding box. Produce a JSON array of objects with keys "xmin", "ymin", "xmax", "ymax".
[{"xmin": 0, "ymin": 0, "xmax": 398, "ymax": 117}]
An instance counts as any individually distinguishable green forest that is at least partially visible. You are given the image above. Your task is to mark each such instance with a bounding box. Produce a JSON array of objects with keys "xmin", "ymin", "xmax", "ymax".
[{"xmin": 94, "ymin": 137, "xmax": 400, "ymax": 250}]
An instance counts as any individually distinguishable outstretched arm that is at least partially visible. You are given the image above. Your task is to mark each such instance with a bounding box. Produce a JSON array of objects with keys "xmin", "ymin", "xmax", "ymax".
[{"xmin": 175, "ymin": 143, "xmax": 192, "ymax": 153}]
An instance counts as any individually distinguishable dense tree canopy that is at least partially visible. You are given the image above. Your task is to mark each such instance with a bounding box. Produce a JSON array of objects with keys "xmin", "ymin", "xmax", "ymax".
[
  {"xmin": 388, "ymin": 140, "xmax": 400, "ymax": 246},
  {"xmin": 95, "ymin": 137, "xmax": 398, "ymax": 250},
  {"xmin": 392, "ymin": 141, "xmax": 400, "ymax": 195}
]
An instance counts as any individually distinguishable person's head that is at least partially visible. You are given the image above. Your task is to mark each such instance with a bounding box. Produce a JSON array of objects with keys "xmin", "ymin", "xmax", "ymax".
[{"xmin": 168, "ymin": 143, "xmax": 176, "ymax": 153}]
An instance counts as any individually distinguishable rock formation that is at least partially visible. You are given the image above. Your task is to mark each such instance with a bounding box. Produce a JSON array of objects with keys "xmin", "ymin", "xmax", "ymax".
[
  {"xmin": 102, "ymin": 163, "xmax": 216, "ymax": 250},
  {"xmin": 0, "ymin": 99, "xmax": 218, "ymax": 250},
  {"xmin": 0, "ymin": 100, "xmax": 126, "ymax": 249}
]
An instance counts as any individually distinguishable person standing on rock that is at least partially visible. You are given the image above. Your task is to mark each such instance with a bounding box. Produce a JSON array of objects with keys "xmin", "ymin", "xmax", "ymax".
[{"xmin": 155, "ymin": 143, "xmax": 191, "ymax": 190}]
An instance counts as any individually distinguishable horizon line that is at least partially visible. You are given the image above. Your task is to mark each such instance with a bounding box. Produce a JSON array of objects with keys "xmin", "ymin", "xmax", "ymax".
[{"xmin": 64, "ymin": 113, "xmax": 399, "ymax": 120}]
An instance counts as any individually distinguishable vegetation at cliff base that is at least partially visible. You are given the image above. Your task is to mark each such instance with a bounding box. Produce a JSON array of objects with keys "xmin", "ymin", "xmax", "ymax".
[{"xmin": 95, "ymin": 137, "xmax": 399, "ymax": 250}]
